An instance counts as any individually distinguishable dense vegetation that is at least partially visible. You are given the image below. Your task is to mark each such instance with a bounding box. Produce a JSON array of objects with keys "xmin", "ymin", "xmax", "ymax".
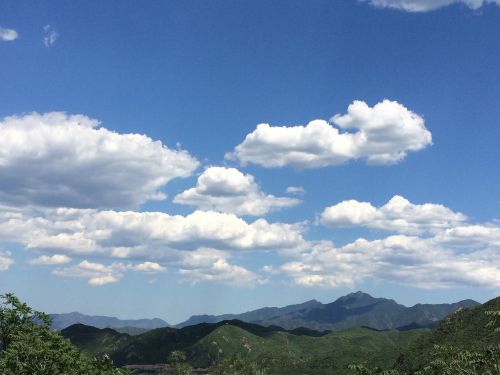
[
  {"xmin": 0, "ymin": 293, "xmax": 130, "ymax": 374},
  {"xmin": 1, "ymin": 292, "xmax": 498, "ymax": 374}
]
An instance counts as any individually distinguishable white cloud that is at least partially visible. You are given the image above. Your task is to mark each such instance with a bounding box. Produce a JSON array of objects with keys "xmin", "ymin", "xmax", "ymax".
[
  {"xmin": 42, "ymin": 25, "xmax": 58, "ymax": 47},
  {"xmin": 0, "ymin": 251, "xmax": 14, "ymax": 271},
  {"xmin": 0, "ymin": 207, "xmax": 306, "ymax": 258},
  {"xmin": 227, "ymin": 100, "xmax": 432, "ymax": 168},
  {"xmin": 320, "ymin": 195, "xmax": 467, "ymax": 234},
  {"xmin": 29, "ymin": 254, "xmax": 71, "ymax": 265},
  {"xmin": 286, "ymin": 186, "xmax": 305, "ymax": 195},
  {"xmin": 53, "ymin": 260, "xmax": 126, "ymax": 286},
  {"xmin": 0, "ymin": 112, "xmax": 199, "ymax": 209},
  {"xmin": 179, "ymin": 256, "xmax": 264, "ymax": 286},
  {"xmin": 0, "ymin": 27, "xmax": 18, "ymax": 42},
  {"xmin": 363, "ymin": 0, "xmax": 500, "ymax": 12},
  {"xmin": 174, "ymin": 167, "xmax": 300, "ymax": 216},
  {"xmin": 280, "ymin": 235, "xmax": 500, "ymax": 289},
  {"xmin": 128, "ymin": 262, "xmax": 166, "ymax": 273}
]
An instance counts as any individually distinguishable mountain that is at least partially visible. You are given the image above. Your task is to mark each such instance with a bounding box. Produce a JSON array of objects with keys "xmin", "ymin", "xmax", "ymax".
[
  {"xmin": 50, "ymin": 312, "xmax": 169, "ymax": 331},
  {"xmin": 62, "ymin": 319, "xmax": 426, "ymax": 374},
  {"xmin": 60, "ymin": 324, "xmax": 133, "ymax": 356},
  {"xmin": 175, "ymin": 299, "xmax": 322, "ymax": 328},
  {"xmin": 176, "ymin": 291, "xmax": 479, "ymax": 331},
  {"xmin": 60, "ymin": 295, "xmax": 497, "ymax": 374},
  {"xmin": 395, "ymin": 296, "xmax": 500, "ymax": 373}
]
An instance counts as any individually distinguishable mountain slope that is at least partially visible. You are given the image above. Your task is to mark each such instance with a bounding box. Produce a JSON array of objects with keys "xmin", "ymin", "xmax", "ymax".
[
  {"xmin": 50, "ymin": 312, "xmax": 169, "ymax": 330},
  {"xmin": 395, "ymin": 296, "xmax": 500, "ymax": 373},
  {"xmin": 176, "ymin": 291, "xmax": 479, "ymax": 331},
  {"xmin": 60, "ymin": 324, "xmax": 133, "ymax": 356},
  {"xmin": 62, "ymin": 320, "xmax": 427, "ymax": 374},
  {"xmin": 175, "ymin": 299, "xmax": 322, "ymax": 328}
]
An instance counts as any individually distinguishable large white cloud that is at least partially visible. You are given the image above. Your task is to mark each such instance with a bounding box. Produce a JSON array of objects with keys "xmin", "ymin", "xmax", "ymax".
[
  {"xmin": 174, "ymin": 167, "xmax": 300, "ymax": 216},
  {"xmin": 320, "ymin": 195, "xmax": 466, "ymax": 234},
  {"xmin": 50, "ymin": 250, "xmax": 258, "ymax": 286},
  {"xmin": 226, "ymin": 100, "xmax": 432, "ymax": 168},
  {"xmin": 364, "ymin": 0, "xmax": 500, "ymax": 12},
  {"xmin": 0, "ymin": 207, "xmax": 306, "ymax": 258},
  {"xmin": 0, "ymin": 27, "xmax": 18, "ymax": 41},
  {"xmin": 0, "ymin": 112, "xmax": 199, "ymax": 209},
  {"xmin": 280, "ymin": 235, "xmax": 500, "ymax": 289},
  {"xmin": 0, "ymin": 251, "xmax": 14, "ymax": 271}
]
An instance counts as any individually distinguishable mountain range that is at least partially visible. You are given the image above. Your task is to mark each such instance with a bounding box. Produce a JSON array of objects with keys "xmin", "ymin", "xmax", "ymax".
[
  {"xmin": 175, "ymin": 291, "xmax": 479, "ymax": 331},
  {"xmin": 50, "ymin": 292, "xmax": 478, "ymax": 333},
  {"xmin": 49, "ymin": 311, "xmax": 169, "ymax": 331},
  {"xmin": 60, "ymin": 296, "xmax": 499, "ymax": 374}
]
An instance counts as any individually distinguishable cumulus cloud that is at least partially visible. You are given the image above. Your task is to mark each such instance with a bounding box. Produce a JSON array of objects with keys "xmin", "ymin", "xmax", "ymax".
[
  {"xmin": 320, "ymin": 195, "xmax": 467, "ymax": 234},
  {"xmin": 0, "ymin": 251, "xmax": 14, "ymax": 271},
  {"xmin": 363, "ymin": 0, "xmax": 500, "ymax": 12},
  {"xmin": 53, "ymin": 260, "xmax": 126, "ymax": 286},
  {"xmin": 0, "ymin": 27, "xmax": 18, "ymax": 42},
  {"xmin": 179, "ymin": 254, "xmax": 264, "ymax": 286},
  {"xmin": 0, "ymin": 207, "xmax": 306, "ymax": 258},
  {"xmin": 174, "ymin": 167, "xmax": 300, "ymax": 216},
  {"xmin": 42, "ymin": 25, "xmax": 58, "ymax": 47},
  {"xmin": 128, "ymin": 262, "xmax": 166, "ymax": 273},
  {"xmin": 29, "ymin": 254, "xmax": 71, "ymax": 265},
  {"xmin": 280, "ymin": 235, "xmax": 500, "ymax": 289},
  {"xmin": 0, "ymin": 112, "xmax": 199, "ymax": 209},
  {"xmin": 227, "ymin": 100, "xmax": 432, "ymax": 168}
]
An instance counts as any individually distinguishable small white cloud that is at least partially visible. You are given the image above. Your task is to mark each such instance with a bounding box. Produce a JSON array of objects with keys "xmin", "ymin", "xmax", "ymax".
[
  {"xmin": 53, "ymin": 260, "xmax": 125, "ymax": 286},
  {"xmin": 174, "ymin": 167, "xmax": 300, "ymax": 216},
  {"xmin": 42, "ymin": 25, "xmax": 58, "ymax": 47},
  {"xmin": 320, "ymin": 195, "xmax": 466, "ymax": 234},
  {"xmin": 128, "ymin": 262, "xmax": 166, "ymax": 273},
  {"xmin": 0, "ymin": 251, "xmax": 14, "ymax": 271},
  {"xmin": 179, "ymin": 257, "xmax": 264, "ymax": 287},
  {"xmin": 262, "ymin": 265, "xmax": 281, "ymax": 275},
  {"xmin": 0, "ymin": 27, "xmax": 18, "ymax": 42},
  {"xmin": 227, "ymin": 100, "xmax": 432, "ymax": 168},
  {"xmin": 286, "ymin": 186, "xmax": 305, "ymax": 195},
  {"xmin": 29, "ymin": 254, "xmax": 71, "ymax": 265},
  {"xmin": 363, "ymin": 0, "xmax": 500, "ymax": 12}
]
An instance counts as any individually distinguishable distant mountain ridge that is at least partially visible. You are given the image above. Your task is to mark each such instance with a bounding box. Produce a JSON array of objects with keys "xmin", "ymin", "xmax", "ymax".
[
  {"xmin": 176, "ymin": 291, "xmax": 479, "ymax": 331},
  {"xmin": 51, "ymin": 292, "xmax": 479, "ymax": 333},
  {"xmin": 49, "ymin": 311, "xmax": 169, "ymax": 331}
]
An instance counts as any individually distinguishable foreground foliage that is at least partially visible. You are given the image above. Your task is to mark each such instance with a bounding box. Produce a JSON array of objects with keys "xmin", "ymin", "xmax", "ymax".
[
  {"xmin": 0, "ymin": 293, "xmax": 129, "ymax": 374},
  {"xmin": 350, "ymin": 300, "xmax": 500, "ymax": 375}
]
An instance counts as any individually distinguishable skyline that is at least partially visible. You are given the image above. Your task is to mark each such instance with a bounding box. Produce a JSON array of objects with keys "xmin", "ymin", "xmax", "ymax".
[{"xmin": 1, "ymin": 0, "xmax": 499, "ymax": 324}]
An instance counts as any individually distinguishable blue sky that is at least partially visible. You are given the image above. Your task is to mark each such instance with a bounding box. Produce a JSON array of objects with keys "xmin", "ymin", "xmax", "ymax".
[{"xmin": 0, "ymin": 0, "xmax": 499, "ymax": 324}]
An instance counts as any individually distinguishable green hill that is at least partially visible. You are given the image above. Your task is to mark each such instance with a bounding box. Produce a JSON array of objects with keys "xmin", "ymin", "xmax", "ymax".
[
  {"xmin": 62, "ymin": 319, "xmax": 427, "ymax": 374},
  {"xmin": 60, "ymin": 324, "xmax": 133, "ymax": 357},
  {"xmin": 395, "ymin": 296, "xmax": 500, "ymax": 373}
]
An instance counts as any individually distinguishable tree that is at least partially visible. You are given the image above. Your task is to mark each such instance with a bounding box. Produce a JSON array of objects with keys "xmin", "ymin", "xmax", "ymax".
[
  {"xmin": 0, "ymin": 293, "xmax": 131, "ymax": 375},
  {"xmin": 167, "ymin": 350, "xmax": 193, "ymax": 375},
  {"xmin": 209, "ymin": 356, "xmax": 267, "ymax": 375}
]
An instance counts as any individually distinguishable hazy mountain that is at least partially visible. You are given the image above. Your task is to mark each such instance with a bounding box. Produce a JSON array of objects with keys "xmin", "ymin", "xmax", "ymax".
[
  {"xmin": 50, "ymin": 312, "xmax": 169, "ymax": 331},
  {"xmin": 175, "ymin": 299, "xmax": 322, "ymax": 328},
  {"xmin": 176, "ymin": 291, "xmax": 479, "ymax": 331}
]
